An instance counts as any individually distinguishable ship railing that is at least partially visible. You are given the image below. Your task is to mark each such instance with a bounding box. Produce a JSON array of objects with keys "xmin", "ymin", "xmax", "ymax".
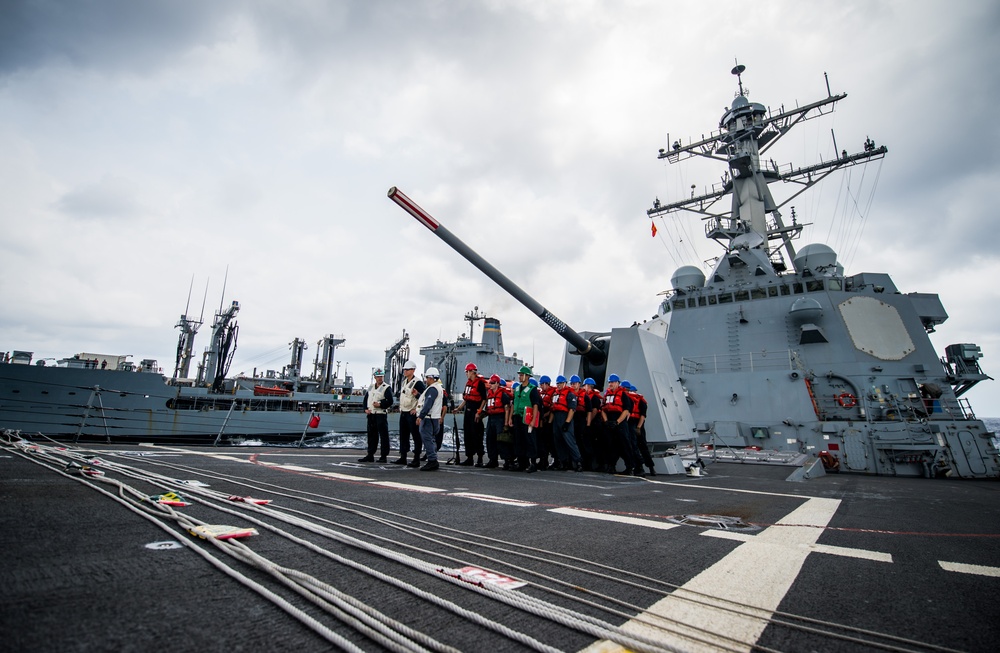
[
  {"xmin": 816, "ymin": 391, "xmax": 973, "ymax": 423},
  {"xmin": 679, "ymin": 350, "xmax": 794, "ymax": 375}
]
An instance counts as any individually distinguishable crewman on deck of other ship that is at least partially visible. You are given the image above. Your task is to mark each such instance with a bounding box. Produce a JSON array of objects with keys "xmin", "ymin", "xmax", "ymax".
[
  {"xmin": 393, "ymin": 360, "xmax": 426, "ymax": 468},
  {"xmin": 359, "ymin": 369, "xmax": 393, "ymax": 463},
  {"xmin": 455, "ymin": 362, "xmax": 488, "ymax": 467}
]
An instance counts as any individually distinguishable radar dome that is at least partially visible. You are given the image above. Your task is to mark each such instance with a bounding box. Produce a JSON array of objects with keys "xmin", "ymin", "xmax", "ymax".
[
  {"xmin": 788, "ymin": 297, "xmax": 824, "ymax": 323},
  {"xmin": 671, "ymin": 265, "xmax": 706, "ymax": 291},
  {"xmin": 793, "ymin": 243, "xmax": 838, "ymax": 275}
]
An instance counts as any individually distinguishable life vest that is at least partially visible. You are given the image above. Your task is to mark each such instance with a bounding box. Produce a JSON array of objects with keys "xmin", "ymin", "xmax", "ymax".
[
  {"xmin": 366, "ymin": 382, "xmax": 390, "ymax": 414},
  {"xmin": 399, "ymin": 375, "xmax": 422, "ymax": 412},
  {"xmin": 463, "ymin": 375, "xmax": 486, "ymax": 404},
  {"xmin": 540, "ymin": 386, "xmax": 555, "ymax": 411},
  {"xmin": 626, "ymin": 390, "xmax": 644, "ymax": 420},
  {"xmin": 484, "ymin": 387, "xmax": 506, "ymax": 415},
  {"xmin": 551, "ymin": 386, "xmax": 573, "ymax": 412},
  {"xmin": 513, "ymin": 384, "xmax": 534, "ymax": 417},
  {"xmin": 575, "ymin": 388, "xmax": 589, "ymax": 413},
  {"xmin": 602, "ymin": 387, "xmax": 626, "ymax": 415},
  {"xmin": 416, "ymin": 381, "xmax": 444, "ymax": 419}
]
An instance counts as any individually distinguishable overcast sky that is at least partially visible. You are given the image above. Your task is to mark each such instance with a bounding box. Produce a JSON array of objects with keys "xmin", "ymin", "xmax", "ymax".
[{"xmin": 2, "ymin": 0, "xmax": 999, "ymax": 413}]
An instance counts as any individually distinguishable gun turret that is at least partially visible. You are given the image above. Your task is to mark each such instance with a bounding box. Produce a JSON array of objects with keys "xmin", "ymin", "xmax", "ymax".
[{"xmin": 388, "ymin": 187, "xmax": 607, "ymax": 376}]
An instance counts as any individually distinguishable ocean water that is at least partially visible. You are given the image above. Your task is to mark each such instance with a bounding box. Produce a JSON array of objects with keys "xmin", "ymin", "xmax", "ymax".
[{"xmin": 233, "ymin": 426, "xmax": 459, "ymax": 451}]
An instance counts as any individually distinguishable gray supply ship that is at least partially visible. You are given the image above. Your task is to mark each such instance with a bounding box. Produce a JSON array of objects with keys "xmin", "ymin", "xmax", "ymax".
[
  {"xmin": 0, "ymin": 297, "xmax": 369, "ymax": 443},
  {"xmin": 390, "ymin": 64, "xmax": 999, "ymax": 479},
  {"xmin": 419, "ymin": 306, "xmax": 528, "ymax": 400}
]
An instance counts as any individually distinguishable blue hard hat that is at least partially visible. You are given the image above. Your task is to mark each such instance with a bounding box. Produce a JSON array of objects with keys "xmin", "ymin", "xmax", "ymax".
[
  {"xmin": 539, "ymin": 375, "xmax": 551, "ymax": 384},
  {"xmin": 583, "ymin": 377, "xmax": 596, "ymax": 386},
  {"xmin": 631, "ymin": 385, "xmax": 638, "ymax": 392},
  {"xmin": 528, "ymin": 378, "xmax": 539, "ymax": 387},
  {"xmin": 621, "ymin": 380, "xmax": 632, "ymax": 390},
  {"xmin": 512, "ymin": 381, "xmax": 520, "ymax": 389},
  {"xmin": 608, "ymin": 373, "xmax": 620, "ymax": 383},
  {"xmin": 500, "ymin": 379, "xmax": 507, "ymax": 387},
  {"xmin": 556, "ymin": 375, "xmax": 567, "ymax": 384},
  {"xmin": 570, "ymin": 374, "xmax": 581, "ymax": 384}
]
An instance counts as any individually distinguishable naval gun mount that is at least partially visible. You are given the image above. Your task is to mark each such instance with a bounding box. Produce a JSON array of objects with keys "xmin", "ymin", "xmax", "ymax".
[{"xmin": 388, "ymin": 187, "xmax": 697, "ymax": 448}]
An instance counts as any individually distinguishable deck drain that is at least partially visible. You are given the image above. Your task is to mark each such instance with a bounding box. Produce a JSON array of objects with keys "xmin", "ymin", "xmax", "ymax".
[
  {"xmin": 666, "ymin": 514, "xmax": 760, "ymax": 532},
  {"xmin": 145, "ymin": 540, "xmax": 184, "ymax": 550}
]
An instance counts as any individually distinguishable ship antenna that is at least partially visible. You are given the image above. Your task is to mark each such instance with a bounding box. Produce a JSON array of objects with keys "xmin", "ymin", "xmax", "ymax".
[
  {"xmin": 199, "ymin": 278, "xmax": 209, "ymax": 323},
  {"xmin": 732, "ymin": 61, "xmax": 747, "ymax": 97},
  {"xmin": 184, "ymin": 275, "xmax": 194, "ymax": 317},
  {"xmin": 218, "ymin": 265, "xmax": 229, "ymax": 313}
]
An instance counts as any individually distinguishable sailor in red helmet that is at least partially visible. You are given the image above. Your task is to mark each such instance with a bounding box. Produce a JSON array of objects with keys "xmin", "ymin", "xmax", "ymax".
[
  {"xmin": 455, "ymin": 362, "xmax": 488, "ymax": 466},
  {"xmin": 482, "ymin": 374, "xmax": 509, "ymax": 468}
]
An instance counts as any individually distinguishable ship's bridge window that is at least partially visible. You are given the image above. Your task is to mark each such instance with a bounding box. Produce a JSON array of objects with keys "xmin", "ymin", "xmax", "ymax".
[
  {"xmin": 718, "ymin": 293, "xmax": 733, "ymax": 304},
  {"xmin": 698, "ymin": 296, "xmax": 707, "ymax": 307},
  {"xmin": 828, "ymin": 278, "xmax": 843, "ymax": 291},
  {"xmin": 708, "ymin": 295, "xmax": 718, "ymax": 305},
  {"xmin": 780, "ymin": 285, "xmax": 791, "ymax": 296},
  {"xmin": 660, "ymin": 301, "xmax": 671, "ymax": 313},
  {"xmin": 793, "ymin": 282, "xmax": 804, "ymax": 294},
  {"xmin": 672, "ymin": 300, "xmax": 686, "ymax": 310},
  {"xmin": 806, "ymin": 279, "xmax": 825, "ymax": 292},
  {"xmin": 735, "ymin": 290, "xmax": 750, "ymax": 301},
  {"xmin": 768, "ymin": 286, "xmax": 779, "ymax": 297},
  {"xmin": 688, "ymin": 298, "xmax": 697, "ymax": 308},
  {"xmin": 751, "ymin": 288, "xmax": 767, "ymax": 300}
]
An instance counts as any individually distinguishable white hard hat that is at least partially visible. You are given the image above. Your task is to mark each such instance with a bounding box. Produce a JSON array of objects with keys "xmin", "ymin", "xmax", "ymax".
[
  {"xmin": 402, "ymin": 360, "xmax": 417, "ymax": 370},
  {"xmin": 425, "ymin": 367, "xmax": 440, "ymax": 378}
]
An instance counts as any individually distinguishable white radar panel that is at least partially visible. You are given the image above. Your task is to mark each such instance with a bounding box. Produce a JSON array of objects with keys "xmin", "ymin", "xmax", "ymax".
[{"xmin": 838, "ymin": 296, "xmax": 915, "ymax": 360}]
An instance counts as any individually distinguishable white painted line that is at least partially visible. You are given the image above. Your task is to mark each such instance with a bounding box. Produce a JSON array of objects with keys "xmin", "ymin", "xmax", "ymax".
[
  {"xmin": 274, "ymin": 464, "xmax": 320, "ymax": 472},
  {"xmin": 549, "ymin": 507, "xmax": 679, "ymax": 531},
  {"xmin": 316, "ymin": 472, "xmax": 374, "ymax": 481},
  {"xmin": 583, "ymin": 497, "xmax": 841, "ymax": 653},
  {"xmin": 450, "ymin": 493, "xmax": 537, "ymax": 507},
  {"xmin": 699, "ymin": 531, "xmax": 892, "ymax": 562},
  {"xmin": 939, "ymin": 560, "xmax": 1000, "ymax": 577},
  {"xmin": 369, "ymin": 481, "xmax": 446, "ymax": 493}
]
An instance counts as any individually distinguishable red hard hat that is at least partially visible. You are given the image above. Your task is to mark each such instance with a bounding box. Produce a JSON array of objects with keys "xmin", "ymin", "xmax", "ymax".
[
  {"xmin": 489, "ymin": 374, "xmax": 501, "ymax": 383},
  {"xmin": 465, "ymin": 363, "xmax": 478, "ymax": 371}
]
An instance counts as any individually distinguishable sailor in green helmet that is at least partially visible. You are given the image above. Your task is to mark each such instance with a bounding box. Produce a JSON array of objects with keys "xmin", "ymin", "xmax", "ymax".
[{"xmin": 511, "ymin": 364, "xmax": 542, "ymax": 473}]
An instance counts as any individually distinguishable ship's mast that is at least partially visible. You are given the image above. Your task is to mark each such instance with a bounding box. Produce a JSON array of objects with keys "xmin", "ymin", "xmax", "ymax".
[
  {"xmin": 648, "ymin": 64, "xmax": 887, "ymax": 273},
  {"xmin": 464, "ymin": 306, "xmax": 486, "ymax": 343},
  {"xmin": 172, "ymin": 277, "xmax": 203, "ymax": 380}
]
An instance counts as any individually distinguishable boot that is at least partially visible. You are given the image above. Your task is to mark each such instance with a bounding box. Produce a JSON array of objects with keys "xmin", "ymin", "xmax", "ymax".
[
  {"xmin": 357, "ymin": 455, "xmax": 374, "ymax": 463},
  {"xmin": 406, "ymin": 459, "xmax": 421, "ymax": 468},
  {"xmin": 376, "ymin": 456, "xmax": 388, "ymax": 463},
  {"xmin": 474, "ymin": 454, "xmax": 484, "ymax": 468},
  {"xmin": 459, "ymin": 457, "xmax": 474, "ymax": 466},
  {"xmin": 420, "ymin": 460, "xmax": 439, "ymax": 471},
  {"xmin": 485, "ymin": 459, "xmax": 499, "ymax": 468},
  {"xmin": 647, "ymin": 464, "xmax": 657, "ymax": 476},
  {"xmin": 390, "ymin": 455, "xmax": 407, "ymax": 465}
]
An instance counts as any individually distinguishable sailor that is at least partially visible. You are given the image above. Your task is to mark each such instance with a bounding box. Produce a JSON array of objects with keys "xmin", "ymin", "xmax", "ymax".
[
  {"xmin": 359, "ymin": 369, "xmax": 393, "ymax": 463},
  {"xmin": 415, "ymin": 367, "xmax": 444, "ymax": 471},
  {"xmin": 571, "ymin": 375, "xmax": 596, "ymax": 470},
  {"xmin": 511, "ymin": 365, "xmax": 542, "ymax": 473},
  {"xmin": 455, "ymin": 362, "xmax": 488, "ymax": 466},
  {"xmin": 482, "ymin": 374, "xmax": 509, "ymax": 468},
  {"xmin": 550, "ymin": 375, "xmax": 582, "ymax": 471},
  {"xmin": 536, "ymin": 375, "xmax": 556, "ymax": 470},
  {"xmin": 601, "ymin": 373, "xmax": 637, "ymax": 475},
  {"xmin": 624, "ymin": 381, "xmax": 655, "ymax": 476},
  {"xmin": 392, "ymin": 360, "xmax": 426, "ymax": 467}
]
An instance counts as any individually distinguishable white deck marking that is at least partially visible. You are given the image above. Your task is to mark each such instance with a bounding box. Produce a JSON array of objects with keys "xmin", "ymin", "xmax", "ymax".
[
  {"xmin": 273, "ymin": 464, "xmax": 320, "ymax": 472},
  {"xmin": 938, "ymin": 561, "xmax": 1000, "ymax": 577},
  {"xmin": 450, "ymin": 493, "xmax": 537, "ymax": 507},
  {"xmin": 316, "ymin": 471, "xmax": 374, "ymax": 481},
  {"xmin": 549, "ymin": 507, "xmax": 679, "ymax": 531},
  {"xmin": 583, "ymin": 497, "xmax": 841, "ymax": 653},
  {"xmin": 700, "ymin": 530, "xmax": 892, "ymax": 562},
  {"xmin": 369, "ymin": 481, "xmax": 446, "ymax": 493}
]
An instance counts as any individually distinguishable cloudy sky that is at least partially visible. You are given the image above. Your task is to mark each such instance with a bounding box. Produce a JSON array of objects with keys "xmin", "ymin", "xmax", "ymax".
[{"xmin": 2, "ymin": 1, "xmax": 999, "ymax": 413}]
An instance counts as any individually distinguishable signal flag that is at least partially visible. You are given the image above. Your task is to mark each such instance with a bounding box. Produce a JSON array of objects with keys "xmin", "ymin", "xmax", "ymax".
[{"xmin": 651, "ymin": 222, "xmax": 658, "ymax": 237}]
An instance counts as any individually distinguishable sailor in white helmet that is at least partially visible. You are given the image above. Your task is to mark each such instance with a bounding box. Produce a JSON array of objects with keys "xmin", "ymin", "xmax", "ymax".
[
  {"xmin": 415, "ymin": 367, "xmax": 444, "ymax": 471},
  {"xmin": 392, "ymin": 360, "xmax": 426, "ymax": 467},
  {"xmin": 359, "ymin": 368, "xmax": 393, "ymax": 463}
]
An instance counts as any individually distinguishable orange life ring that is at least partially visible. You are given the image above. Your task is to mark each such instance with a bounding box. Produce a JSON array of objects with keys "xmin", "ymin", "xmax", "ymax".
[{"xmin": 836, "ymin": 392, "xmax": 857, "ymax": 408}]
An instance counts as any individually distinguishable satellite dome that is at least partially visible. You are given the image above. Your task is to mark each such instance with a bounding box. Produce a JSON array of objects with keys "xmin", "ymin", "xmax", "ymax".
[
  {"xmin": 788, "ymin": 297, "xmax": 824, "ymax": 323},
  {"xmin": 671, "ymin": 265, "xmax": 706, "ymax": 291},
  {"xmin": 793, "ymin": 243, "xmax": 838, "ymax": 275}
]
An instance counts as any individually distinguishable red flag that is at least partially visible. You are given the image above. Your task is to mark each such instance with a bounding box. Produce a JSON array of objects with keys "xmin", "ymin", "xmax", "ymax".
[
  {"xmin": 651, "ymin": 222, "xmax": 658, "ymax": 237},
  {"xmin": 308, "ymin": 414, "xmax": 320, "ymax": 429}
]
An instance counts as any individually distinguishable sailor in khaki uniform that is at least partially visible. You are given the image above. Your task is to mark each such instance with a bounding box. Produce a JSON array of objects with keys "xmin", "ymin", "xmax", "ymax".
[{"xmin": 359, "ymin": 368, "xmax": 393, "ymax": 463}]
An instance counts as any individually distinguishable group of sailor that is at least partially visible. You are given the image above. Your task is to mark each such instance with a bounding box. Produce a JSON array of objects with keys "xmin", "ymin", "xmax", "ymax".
[{"xmin": 362, "ymin": 361, "xmax": 656, "ymax": 475}]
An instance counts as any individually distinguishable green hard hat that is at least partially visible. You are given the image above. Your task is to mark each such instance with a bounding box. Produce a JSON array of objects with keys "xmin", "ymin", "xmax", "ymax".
[{"xmin": 517, "ymin": 365, "xmax": 533, "ymax": 375}]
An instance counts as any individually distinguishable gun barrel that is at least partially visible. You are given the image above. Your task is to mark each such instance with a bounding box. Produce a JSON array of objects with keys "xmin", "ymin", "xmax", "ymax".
[{"xmin": 388, "ymin": 187, "xmax": 601, "ymax": 362}]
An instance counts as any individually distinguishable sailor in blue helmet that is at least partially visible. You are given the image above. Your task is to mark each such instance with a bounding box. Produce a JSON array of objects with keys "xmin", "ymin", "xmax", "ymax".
[
  {"xmin": 570, "ymin": 375, "xmax": 596, "ymax": 470},
  {"xmin": 601, "ymin": 373, "xmax": 640, "ymax": 475},
  {"xmin": 625, "ymin": 381, "xmax": 656, "ymax": 475},
  {"xmin": 550, "ymin": 375, "xmax": 582, "ymax": 471},
  {"xmin": 511, "ymin": 365, "xmax": 543, "ymax": 472},
  {"xmin": 536, "ymin": 375, "xmax": 555, "ymax": 470}
]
